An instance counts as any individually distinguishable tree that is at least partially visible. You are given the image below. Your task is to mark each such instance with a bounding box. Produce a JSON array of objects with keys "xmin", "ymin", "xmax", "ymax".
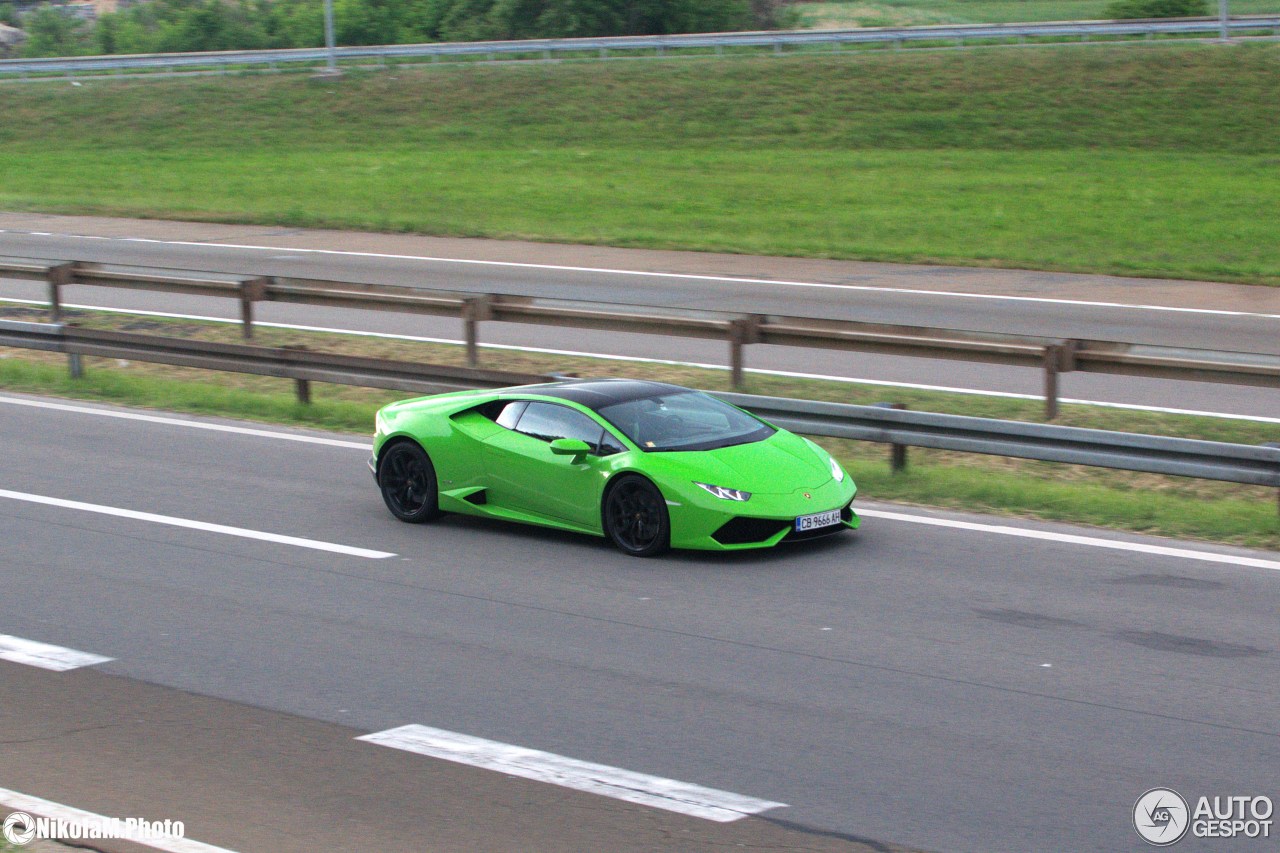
[{"xmin": 20, "ymin": 6, "xmax": 91, "ymax": 57}]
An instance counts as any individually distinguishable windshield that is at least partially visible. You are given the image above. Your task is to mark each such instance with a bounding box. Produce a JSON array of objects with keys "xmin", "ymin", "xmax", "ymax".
[{"xmin": 597, "ymin": 390, "xmax": 774, "ymax": 452}]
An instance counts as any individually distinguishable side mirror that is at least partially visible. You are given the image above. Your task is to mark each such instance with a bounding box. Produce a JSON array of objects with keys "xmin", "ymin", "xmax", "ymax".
[{"xmin": 549, "ymin": 438, "xmax": 591, "ymax": 461}]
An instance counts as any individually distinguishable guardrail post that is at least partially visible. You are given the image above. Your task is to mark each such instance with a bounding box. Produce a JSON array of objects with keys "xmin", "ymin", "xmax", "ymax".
[
  {"xmin": 238, "ymin": 278, "xmax": 268, "ymax": 340},
  {"xmin": 282, "ymin": 344, "xmax": 312, "ymax": 403},
  {"xmin": 728, "ymin": 315, "xmax": 762, "ymax": 389},
  {"xmin": 1043, "ymin": 344, "xmax": 1061, "ymax": 420},
  {"xmin": 68, "ymin": 352, "xmax": 83, "ymax": 379},
  {"xmin": 1042, "ymin": 341, "xmax": 1078, "ymax": 420},
  {"xmin": 1266, "ymin": 443, "xmax": 1280, "ymax": 516},
  {"xmin": 875, "ymin": 402, "xmax": 909, "ymax": 472},
  {"xmin": 462, "ymin": 296, "xmax": 493, "ymax": 367},
  {"xmin": 46, "ymin": 263, "xmax": 73, "ymax": 323}
]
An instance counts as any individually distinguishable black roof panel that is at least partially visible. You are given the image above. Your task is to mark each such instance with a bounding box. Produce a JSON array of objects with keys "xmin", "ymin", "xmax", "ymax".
[{"xmin": 508, "ymin": 379, "xmax": 689, "ymax": 411}]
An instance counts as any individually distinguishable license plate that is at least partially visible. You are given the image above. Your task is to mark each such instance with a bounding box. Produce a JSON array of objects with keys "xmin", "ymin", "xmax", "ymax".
[{"xmin": 795, "ymin": 509, "xmax": 842, "ymax": 532}]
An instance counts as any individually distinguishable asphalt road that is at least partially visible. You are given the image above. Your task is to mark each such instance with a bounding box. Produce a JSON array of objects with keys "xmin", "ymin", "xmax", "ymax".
[
  {"xmin": 1, "ymin": 391, "xmax": 1277, "ymax": 852},
  {"xmin": 1, "ymin": 213, "xmax": 1278, "ymax": 418}
]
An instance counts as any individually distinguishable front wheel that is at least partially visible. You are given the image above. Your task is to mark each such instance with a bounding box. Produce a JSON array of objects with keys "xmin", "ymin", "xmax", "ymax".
[
  {"xmin": 378, "ymin": 441, "xmax": 442, "ymax": 523},
  {"xmin": 603, "ymin": 475, "xmax": 670, "ymax": 557}
]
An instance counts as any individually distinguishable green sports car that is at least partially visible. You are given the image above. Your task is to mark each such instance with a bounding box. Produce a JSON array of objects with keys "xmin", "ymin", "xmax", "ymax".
[{"xmin": 371, "ymin": 378, "xmax": 859, "ymax": 556}]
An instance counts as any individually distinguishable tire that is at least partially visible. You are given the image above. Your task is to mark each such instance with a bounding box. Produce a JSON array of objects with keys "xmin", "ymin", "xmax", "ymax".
[
  {"xmin": 603, "ymin": 475, "xmax": 670, "ymax": 557},
  {"xmin": 378, "ymin": 441, "xmax": 442, "ymax": 523}
]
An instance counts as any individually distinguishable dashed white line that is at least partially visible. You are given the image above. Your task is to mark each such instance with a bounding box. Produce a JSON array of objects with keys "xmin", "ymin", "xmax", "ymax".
[
  {"xmin": 0, "ymin": 787, "xmax": 239, "ymax": 853},
  {"xmin": 857, "ymin": 507, "xmax": 1280, "ymax": 572},
  {"xmin": 3, "ymin": 296, "xmax": 1277, "ymax": 424},
  {"xmin": 0, "ymin": 489, "xmax": 395, "ymax": 559},
  {"xmin": 4, "ymin": 228, "xmax": 1280, "ymax": 319},
  {"xmin": 0, "ymin": 634, "xmax": 112, "ymax": 671},
  {"xmin": 358, "ymin": 724, "xmax": 787, "ymax": 822}
]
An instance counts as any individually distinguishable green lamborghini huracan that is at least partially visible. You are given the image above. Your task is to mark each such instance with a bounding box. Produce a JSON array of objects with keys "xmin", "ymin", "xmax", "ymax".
[{"xmin": 371, "ymin": 378, "xmax": 859, "ymax": 556}]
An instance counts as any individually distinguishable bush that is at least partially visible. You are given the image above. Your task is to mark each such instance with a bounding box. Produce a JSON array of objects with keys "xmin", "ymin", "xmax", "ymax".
[{"xmin": 1106, "ymin": 0, "xmax": 1210, "ymax": 19}]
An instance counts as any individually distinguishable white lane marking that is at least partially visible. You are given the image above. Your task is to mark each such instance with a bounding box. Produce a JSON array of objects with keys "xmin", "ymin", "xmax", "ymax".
[
  {"xmin": 3, "ymin": 228, "xmax": 1279, "ymax": 320},
  {"xmin": 0, "ymin": 634, "xmax": 112, "ymax": 671},
  {"xmin": 0, "ymin": 787, "xmax": 238, "ymax": 853},
  {"xmin": 358, "ymin": 724, "xmax": 786, "ymax": 822},
  {"xmin": 0, "ymin": 489, "xmax": 395, "ymax": 559},
  {"xmin": 3, "ymin": 296, "xmax": 1277, "ymax": 424},
  {"xmin": 857, "ymin": 508, "xmax": 1280, "ymax": 572},
  {"xmin": 0, "ymin": 393, "xmax": 370, "ymax": 448}
]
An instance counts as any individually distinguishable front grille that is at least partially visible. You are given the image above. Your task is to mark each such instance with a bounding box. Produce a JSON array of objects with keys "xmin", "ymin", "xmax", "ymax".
[{"xmin": 712, "ymin": 516, "xmax": 790, "ymax": 546}]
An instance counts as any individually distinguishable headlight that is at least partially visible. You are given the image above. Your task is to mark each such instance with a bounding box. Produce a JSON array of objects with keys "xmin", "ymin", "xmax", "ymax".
[
  {"xmin": 694, "ymin": 482, "xmax": 751, "ymax": 501},
  {"xmin": 830, "ymin": 456, "xmax": 845, "ymax": 483}
]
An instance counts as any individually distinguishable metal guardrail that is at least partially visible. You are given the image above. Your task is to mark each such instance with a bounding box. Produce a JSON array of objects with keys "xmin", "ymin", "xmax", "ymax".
[
  {"xmin": 2, "ymin": 256, "xmax": 1278, "ymax": 420},
  {"xmin": 1, "ymin": 319, "xmax": 1276, "ymax": 491},
  {"xmin": 0, "ymin": 320, "xmax": 554, "ymax": 395},
  {"xmin": 716, "ymin": 391, "xmax": 1280, "ymax": 487},
  {"xmin": 2, "ymin": 16, "xmax": 1279, "ymax": 77}
]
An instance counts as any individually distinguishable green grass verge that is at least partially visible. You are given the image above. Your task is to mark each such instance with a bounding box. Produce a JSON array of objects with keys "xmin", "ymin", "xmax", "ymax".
[
  {"xmin": 2, "ymin": 45, "xmax": 1280, "ymax": 284},
  {"xmin": 2, "ymin": 332, "xmax": 1276, "ymax": 551},
  {"xmin": 792, "ymin": 0, "xmax": 1280, "ymax": 27}
]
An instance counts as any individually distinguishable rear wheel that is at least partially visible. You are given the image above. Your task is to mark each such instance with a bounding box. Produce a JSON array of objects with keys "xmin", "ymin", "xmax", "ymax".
[
  {"xmin": 378, "ymin": 441, "xmax": 442, "ymax": 523},
  {"xmin": 604, "ymin": 475, "xmax": 670, "ymax": 557}
]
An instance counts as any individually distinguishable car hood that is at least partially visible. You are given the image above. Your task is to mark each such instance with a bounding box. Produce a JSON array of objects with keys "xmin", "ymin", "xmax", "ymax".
[{"xmin": 651, "ymin": 430, "xmax": 832, "ymax": 494}]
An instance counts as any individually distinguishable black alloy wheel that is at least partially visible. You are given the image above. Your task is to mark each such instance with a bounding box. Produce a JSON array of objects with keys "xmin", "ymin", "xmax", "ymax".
[
  {"xmin": 378, "ymin": 442, "xmax": 442, "ymax": 523},
  {"xmin": 604, "ymin": 475, "xmax": 670, "ymax": 557}
]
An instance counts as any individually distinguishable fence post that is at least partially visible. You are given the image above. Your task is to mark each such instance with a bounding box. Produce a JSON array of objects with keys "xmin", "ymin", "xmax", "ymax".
[
  {"xmin": 462, "ymin": 296, "xmax": 492, "ymax": 368},
  {"xmin": 727, "ymin": 315, "xmax": 762, "ymax": 390},
  {"xmin": 46, "ymin": 262, "xmax": 74, "ymax": 323},
  {"xmin": 238, "ymin": 277, "xmax": 268, "ymax": 340},
  {"xmin": 874, "ymin": 402, "xmax": 909, "ymax": 472}
]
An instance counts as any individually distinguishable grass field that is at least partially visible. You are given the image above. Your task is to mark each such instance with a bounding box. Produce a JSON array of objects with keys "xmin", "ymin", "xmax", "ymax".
[
  {"xmin": 792, "ymin": 0, "xmax": 1280, "ymax": 27},
  {"xmin": 1, "ymin": 304, "xmax": 1277, "ymax": 549},
  {"xmin": 1, "ymin": 45, "xmax": 1279, "ymax": 284}
]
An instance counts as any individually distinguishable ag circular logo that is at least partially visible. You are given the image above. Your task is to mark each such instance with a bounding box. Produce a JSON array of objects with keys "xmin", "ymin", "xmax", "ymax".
[
  {"xmin": 1134, "ymin": 788, "xmax": 1190, "ymax": 846},
  {"xmin": 2, "ymin": 811, "xmax": 36, "ymax": 846}
]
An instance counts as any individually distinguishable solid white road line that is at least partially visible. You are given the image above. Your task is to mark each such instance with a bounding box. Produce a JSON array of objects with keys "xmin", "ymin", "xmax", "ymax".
[
  {"xmin": 4, "ymin": 297, "xmax": 1277, "ymax": 424},
  {"xmin": 4, "ymin": 228, "xmax": 1279, "ymax": 320},
  {"xmin": 0, "ymin": 634, "xmax": 112, "ymax": 671},
  {"xmin": 0, "ymin": 787, "xmax": 238, "ymax": 853},
  {"xmin": 858, "ymin": 508, "xmax": 1280, "ymax": 572},
  {"xmin": 0, "ymin": 489, "xmax": 395, "ymax": 559},
  {"xmin": 0, "ymin": 393, "xmax": 370, "ymax": 448},
  {"xmin": 358, "ymin": 724, "xmax": 787, "ymax": 823}
]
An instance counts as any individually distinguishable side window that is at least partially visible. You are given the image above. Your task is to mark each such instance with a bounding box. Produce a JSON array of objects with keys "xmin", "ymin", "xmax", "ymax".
[
  {"xmin": 514, "ymin": 402, "xmax": 617, "ymax": 454},
  {"xmin": 487, "ymin": 400, "xmax": 527, "ymax": 430},
  {"xmin": 596, "ymin": 430, "xmax": 626, "ymax": 456}
]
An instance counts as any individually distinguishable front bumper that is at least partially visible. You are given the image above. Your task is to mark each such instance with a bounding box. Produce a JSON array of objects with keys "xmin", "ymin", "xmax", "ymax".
[{"xmin": 667, "ymin": 477, "xmax": 859, "ymax": 551}]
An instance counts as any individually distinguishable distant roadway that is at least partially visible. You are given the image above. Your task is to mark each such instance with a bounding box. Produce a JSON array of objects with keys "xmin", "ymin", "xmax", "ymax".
[
  {"xmin": 1, "ymin": 213, "xmax": 1277, "ymax": 420},
  {"xmin": 1, "ymin": 393, "xmax": 1277, "ymax": 851}
]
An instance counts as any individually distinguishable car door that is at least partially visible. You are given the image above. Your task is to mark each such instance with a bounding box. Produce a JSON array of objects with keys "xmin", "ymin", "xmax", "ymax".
[{"xmin": 481, "ymin": 401, "xmax": 621, "ymax": 529}]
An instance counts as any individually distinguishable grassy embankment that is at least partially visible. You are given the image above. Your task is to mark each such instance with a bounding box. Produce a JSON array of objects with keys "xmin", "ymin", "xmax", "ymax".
[
  {"xmin": 1, "ymin": 45, "xmax": 1279, "ymax": 284},
  {"xmin": 1, "ymin": 306, "xmax": 1275, "ymax": 550},
  {"xmin": 792, "ymin": 0, "xmax": 1280, "ymax": 27}
]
